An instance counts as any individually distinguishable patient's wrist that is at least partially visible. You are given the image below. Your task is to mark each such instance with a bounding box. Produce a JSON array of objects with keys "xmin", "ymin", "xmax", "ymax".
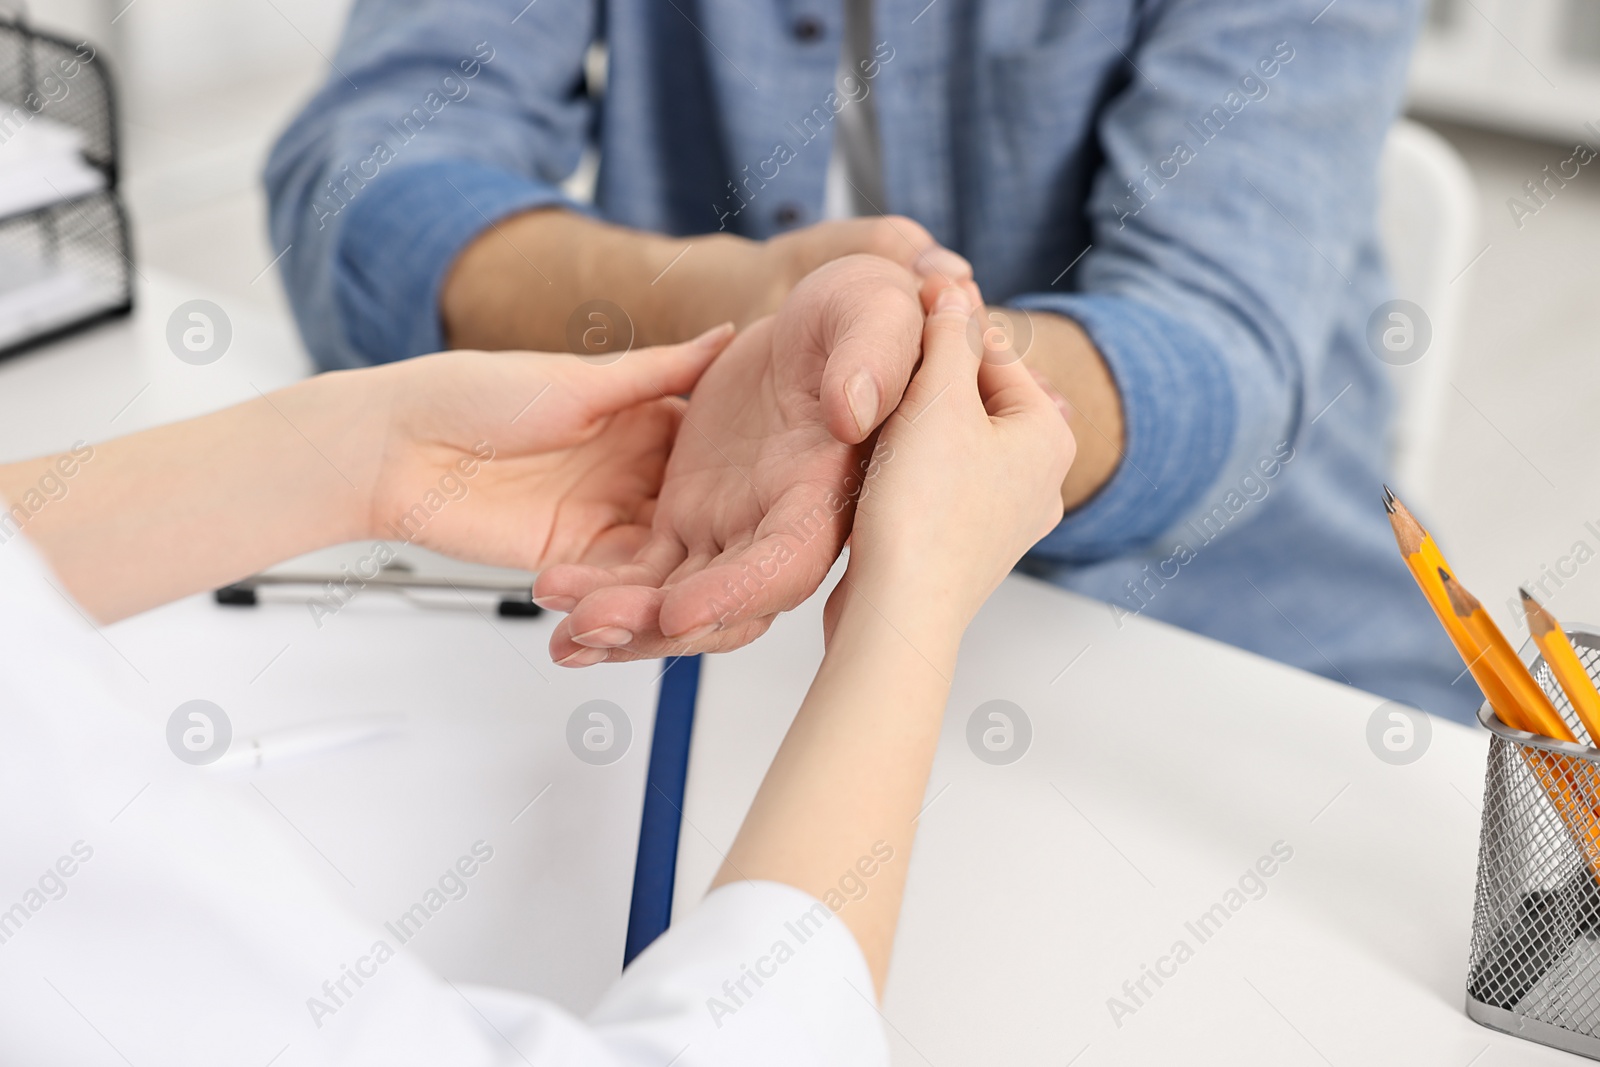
[{"xmin": 639, "ymin": 231, "xmax": 775, "ymax": 341}]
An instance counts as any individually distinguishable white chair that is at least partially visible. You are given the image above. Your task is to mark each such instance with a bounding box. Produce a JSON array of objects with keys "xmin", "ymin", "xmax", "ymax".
[{"xmin": 1375, "ymin": 118, "xmax": 1480, "ymax": 507}]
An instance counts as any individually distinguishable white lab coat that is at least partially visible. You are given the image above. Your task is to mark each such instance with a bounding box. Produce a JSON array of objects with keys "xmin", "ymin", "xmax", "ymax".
[{"xmin": 0, "ymin": 536, "xmax": 887, "ymax": 1066}]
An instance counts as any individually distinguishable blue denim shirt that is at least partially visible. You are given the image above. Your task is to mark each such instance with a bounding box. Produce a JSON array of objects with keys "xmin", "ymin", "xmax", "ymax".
[{"xmin": 265, "ymin": 0, "xmax": 1477, "ymax": 722}]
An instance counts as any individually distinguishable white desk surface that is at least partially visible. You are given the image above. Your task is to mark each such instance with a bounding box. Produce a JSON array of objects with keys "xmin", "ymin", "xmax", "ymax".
[
  {"xmin": 3, "ymin": 277, "xmax": 1561, "ymax": 1064},
  {"xmin": 679, "ymin": 569, "xmax": 1572, "ymax": 1065},
  {"xmin": 0, "ymin": 276, "xmax": 659, "ymax": 1014}
]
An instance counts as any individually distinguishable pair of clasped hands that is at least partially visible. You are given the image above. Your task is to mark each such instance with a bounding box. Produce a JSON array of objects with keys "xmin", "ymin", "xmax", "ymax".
[{"xmin": 383, "ymin": 245, "xmax": 1075, "ymax": 666}]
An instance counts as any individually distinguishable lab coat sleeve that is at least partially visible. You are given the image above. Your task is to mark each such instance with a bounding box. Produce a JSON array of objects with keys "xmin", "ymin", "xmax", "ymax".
[
  {"xmin": 1011, "ymin": 0, "xmax": 1423, "ymax": 563},
  {"xmin": 263, "ymin": 0, "xmax": 599, "ymax": 369},
  {"xmin": 0, "ymin": 532, "xmax": 886, "ymax": 1067},
  {"xmin": 588, "ymin": 882, "xmax": 890, "ymax": 1066}
]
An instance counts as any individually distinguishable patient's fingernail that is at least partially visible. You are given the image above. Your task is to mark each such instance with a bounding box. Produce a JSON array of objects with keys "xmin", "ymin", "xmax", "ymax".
[
  {"xmin": 845, "ymin": 372, "xmax": 879, "ymax": 437},
  {"xmin": 557, "ymin": 648, "xmax": 609, "ymax": 668},
  {"xmin": 572, "ymin": 626, "xmax": 633, "ymax": 648},
  {"xmin": 672, "ymin": 621, "xmax": 722, "ymax": 642},
  {"xmin": 533, "ymin": 595, "xmax": 577, "ymax": 612},
  {"xmin": 934, "ymin": 286, "xmax": 972, "ymax": 314},
  {"xmin": 913, "ymin": 247, "xmax": 972, "ymax": 281}
]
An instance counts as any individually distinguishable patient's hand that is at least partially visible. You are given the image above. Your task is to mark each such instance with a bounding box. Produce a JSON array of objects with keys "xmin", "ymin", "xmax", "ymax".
[{"xmin": 534, "ymin": 255, "xmax": 926, "ymax": 665}]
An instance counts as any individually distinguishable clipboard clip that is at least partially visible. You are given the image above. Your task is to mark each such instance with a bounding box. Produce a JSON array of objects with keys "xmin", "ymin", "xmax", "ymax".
[{"xmin": 214, "ymin": 559, "xmax": 543, "ymax": 618}]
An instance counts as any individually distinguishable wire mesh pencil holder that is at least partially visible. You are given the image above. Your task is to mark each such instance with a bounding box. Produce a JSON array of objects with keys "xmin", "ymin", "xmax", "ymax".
[
  {"xmin": 1466, "ymin": 628, "xmax": 1600, "ymax": 1059},
  {"xmin": 0, "ymin": 9, "xmax": 132, "ymax": 358}
]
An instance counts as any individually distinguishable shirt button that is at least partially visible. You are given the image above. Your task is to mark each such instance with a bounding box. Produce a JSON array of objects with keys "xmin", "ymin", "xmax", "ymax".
[
  {"xmin": 775, "ymin": 203, "xmax": 802, "ymax": 226},
  {"xmin": 792, "ymin": 15, "xmax": 824, "ymax": 42}
]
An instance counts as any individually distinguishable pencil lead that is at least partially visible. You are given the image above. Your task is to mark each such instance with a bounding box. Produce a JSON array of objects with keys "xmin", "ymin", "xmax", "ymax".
[
  {"xmin": 1382, "ymin": 483, "xmax": 1396, "ymax": 504},
  {"xmin": 1382, "ymin": 494, "xmax": 1395, "ymax": 514},
  {"xmin": 1520, "ymin": 587, "xmax": 1537, "ymax": 604}
]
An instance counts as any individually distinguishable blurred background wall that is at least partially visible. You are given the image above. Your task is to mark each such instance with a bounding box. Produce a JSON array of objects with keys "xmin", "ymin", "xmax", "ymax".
[{"xmin": 18, "ymin": 0, "xmax": 1600, "ymax": 639}]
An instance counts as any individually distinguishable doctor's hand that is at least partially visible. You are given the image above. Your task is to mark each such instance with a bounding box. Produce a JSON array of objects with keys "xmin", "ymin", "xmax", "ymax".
[
  {"xmin": 533, "ymin": 254, "xmax": 927, "ymax": 666},
  {"xmin": 0, "ymin": 327, "xmax": 734, "ymax": 623},
  {"xmin": 358, "ymin": 325, "xmax": 735, "ymax": 572},
  {"xmin": 823, "ymin": 282, "xmax": 1076, "ymax": 642}
]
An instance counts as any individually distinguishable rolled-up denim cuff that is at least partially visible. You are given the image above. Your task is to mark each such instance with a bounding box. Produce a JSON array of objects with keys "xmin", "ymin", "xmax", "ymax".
[
  {"xmin": 1010, "ymin": 291, "xmax": 1236, "ymax": 563},
  {"xmin": 333, "ymin": 158, "xmax": 574, "ymax": 364}
]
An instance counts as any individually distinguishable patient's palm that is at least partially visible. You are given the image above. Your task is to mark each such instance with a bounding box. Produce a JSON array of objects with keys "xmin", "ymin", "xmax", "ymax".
[
  {"xmin": 537, "ymin": 317, "xmax": 862, "ymax": 657},
  {"xmin": 535, "ymin": 255, "xmax": 926, "ymax": 663}
]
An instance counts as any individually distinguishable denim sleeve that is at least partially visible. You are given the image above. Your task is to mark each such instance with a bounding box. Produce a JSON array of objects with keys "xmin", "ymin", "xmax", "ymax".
[
  {"xmin": 264, "ymin": 0, "xmax": 599, "ymax": 369},
  {"xmin": 1014, "ymin": 0, "xmax": 1422, "ymax": 564}
]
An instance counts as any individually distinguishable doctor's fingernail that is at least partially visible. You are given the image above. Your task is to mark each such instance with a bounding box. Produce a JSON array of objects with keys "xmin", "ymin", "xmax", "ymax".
[
  {"xmin": 913, "ymin": 247, "xmax": 972, "ymax": 281},
  {"xmin": 532, "ymin": 594, "xmax": 577, "ymax": 612},
  {"xmin": 935, "ymin": 286, "xmax": 972, "ymax": 314},
  {"xmin": 1027, "ymin": 367, "xmax": 1073, "ymax": 418},
  {"xmin": 572, "ymin": 626, "xmax": 633, "ymax": 648},
  {"xmin": 557, "ymin": 648, "xmax": 609, "ymax": 668},
  {"xmin": 845, "ymin": 372, "xmax": 879, "ymax": 438}
]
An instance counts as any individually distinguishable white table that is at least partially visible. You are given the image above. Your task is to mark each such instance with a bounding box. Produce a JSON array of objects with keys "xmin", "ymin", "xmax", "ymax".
[
  {"xmin": 3, "ymin": 276, "xmax": 1562, "ymax": 1063},
  {"xmin": 676, "ymin": 569, "xmax": 1574, "ymax": 1064},
  {"xmin": 0, "ymin": 276, "xmax": 660, "ymax": 1014}
]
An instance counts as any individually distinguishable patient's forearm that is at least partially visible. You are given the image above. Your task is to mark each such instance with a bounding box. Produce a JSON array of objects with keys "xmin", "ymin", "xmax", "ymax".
[
  {"xmin": 1020, "ymin": 309, "xmax": 1123, "ymax": 510},
  {"xmin": 711, "ymin": 588, "xmax": 961, "ymax": 994},
  {"xmin": 0, "ymin": 373, "xmax": 376, "ymax": 622},
  {"xmin": 439, "ymin": 208, "xmax": 770, "ymax": 352},
  {"xmin": 441, "ymin": 211, "xmax": 1122, "ymax": 512}
]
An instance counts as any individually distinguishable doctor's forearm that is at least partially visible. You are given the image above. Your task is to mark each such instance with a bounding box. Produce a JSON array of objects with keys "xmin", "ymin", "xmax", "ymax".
[
  {"xmin": 711, "ymin": 588, "xmax": 961, "ymax": 994},
  {"xmin": 1019, "ymin": 309, "xmax": 1124, "ymax": 510},
  {"xmin": 0, "ymin": 373, "xmax": 379, "ymax": 622}
]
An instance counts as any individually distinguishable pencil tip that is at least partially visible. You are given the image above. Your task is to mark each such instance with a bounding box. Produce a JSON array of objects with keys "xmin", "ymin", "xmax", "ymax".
[
  {"xmin": 1382, "ymin": 483, "xmax": 1396, "ymax": 503},
  {"xmin": 1521, "ymin": 588, "xmax": 1558, "ymax": 635},
  {"xmin": 1438, "ymin": 568, "xmax": 1479, "ymax": 617}
]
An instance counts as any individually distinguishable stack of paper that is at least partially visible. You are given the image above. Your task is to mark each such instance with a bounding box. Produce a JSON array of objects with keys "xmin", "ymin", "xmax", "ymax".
[
  {"xmin": 0, "ymin": 113, "xmax": 105, "ymax": 219},
  {"xmin": 0, "ymin": 113, "xmax": 116, "ymax": 348},
  {"xmin": 0, "ymin": 244, "xmax": 117, "ymax": 349}
]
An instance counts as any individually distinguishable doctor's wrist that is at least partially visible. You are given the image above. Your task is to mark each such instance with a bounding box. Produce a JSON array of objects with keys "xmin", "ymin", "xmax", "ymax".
[
  {"xmin": 833, "ymin": 568, "xmax": 971, "ymax": 664},
  {"xmin": 270, "ymin": 369, "xmax": 394, "ymax": 549}
]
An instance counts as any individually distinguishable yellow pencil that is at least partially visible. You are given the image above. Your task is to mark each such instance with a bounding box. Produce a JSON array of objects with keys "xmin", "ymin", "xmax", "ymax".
[
  {"xmin": 1385, "ymin": 489, "xmax": 1600, "ymax": 875},
  {"xmin": 1385, "ymin": 492, "xmax": 1482, "ymax": 682},
  {"xmin": 1522, "ymin": 588, "xmax": 1600, "ymax": 746},
  {"xmin": 1384, "ymin": 486, "xmax": 1448, "ymax": 574},
  {"xmin": 1440, "ymin": 570, "xmax": 1574, "ymax": 742}
]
